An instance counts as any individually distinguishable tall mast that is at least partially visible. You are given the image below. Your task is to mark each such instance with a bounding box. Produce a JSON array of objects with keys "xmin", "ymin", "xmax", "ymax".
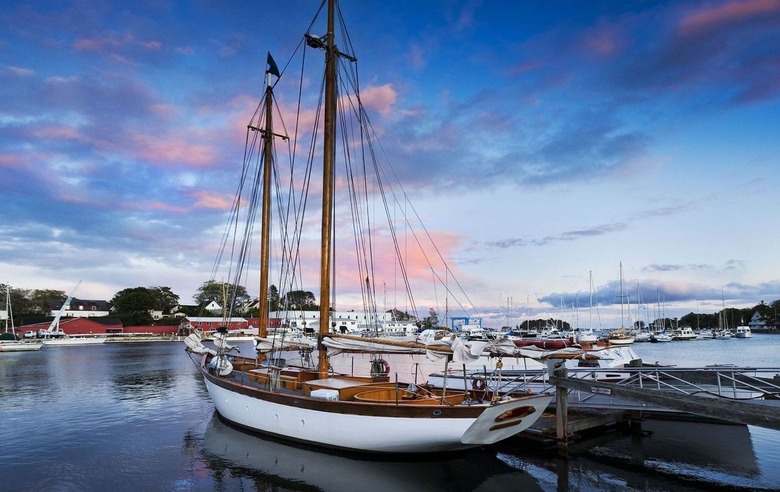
[
  {"xmin": 619, "ymin": 262, "xmax": 624, "ymax": 329},
  {"xmin": 318, "ymin": 0, "xmax": 336, "ymax": 377},
  {"xmin": 257, "ymin": 78, "xmax": 274, "ymax": 339}
]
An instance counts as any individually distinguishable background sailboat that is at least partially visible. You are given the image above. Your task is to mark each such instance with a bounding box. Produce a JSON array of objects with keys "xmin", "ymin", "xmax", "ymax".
[
  {"xmin": 1, "ymin": 285, "xmax": 43, "ymax": 352},
  {"xmin": 41, "ymin": 282, "xmax": 106, "ymax": 346}
]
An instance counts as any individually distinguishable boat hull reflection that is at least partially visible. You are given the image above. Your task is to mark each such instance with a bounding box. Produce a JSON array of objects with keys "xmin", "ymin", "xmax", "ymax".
[{"xmin": 200, "ymin": 413, "xmax": 543, "ymax": 492}]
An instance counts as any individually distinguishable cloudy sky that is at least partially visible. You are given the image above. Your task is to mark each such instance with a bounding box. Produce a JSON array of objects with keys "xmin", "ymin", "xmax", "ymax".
[{"xmin": 1, "ymin": 0, "xmax": 778, "ymax": 328}]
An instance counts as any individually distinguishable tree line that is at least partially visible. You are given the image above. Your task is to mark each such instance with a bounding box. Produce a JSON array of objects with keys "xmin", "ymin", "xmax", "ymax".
[
  {"xmin": 4, "ymin": 281, "xmax": 778, "ymax": 331},
  {"xmin": 1, "ymin": 281, "xmax": 322, "ymax": 328}
]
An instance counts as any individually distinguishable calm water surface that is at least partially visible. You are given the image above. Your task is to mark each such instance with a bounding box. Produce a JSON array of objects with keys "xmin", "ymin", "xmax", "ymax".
[{"xmin": 1, "ymin": 335, "xmax": 778, "ymax": 491}]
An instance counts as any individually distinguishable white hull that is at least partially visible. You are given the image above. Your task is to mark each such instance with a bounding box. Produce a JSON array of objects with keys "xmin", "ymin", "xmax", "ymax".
[
  {"xmin": 42, "ymin": 337, "xmax": 107, "ymax": 346},
  {"xmin": 201, "ymin": 367, "xmax": 551, "ymax": 453},
  {"xmin": 608, "ymin": 337, "xmax": 635, "ymax": 345},
  {"xmin": 0, "ymin": 341, "xmax": 43, "ymax": 352},
  {"xmin": 734, "ymin": 326, "xmax": 752, "ymax": 338}
]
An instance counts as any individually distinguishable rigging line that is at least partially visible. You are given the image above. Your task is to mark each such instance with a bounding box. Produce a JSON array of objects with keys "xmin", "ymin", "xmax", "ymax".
[
  {"xmin": 337, "ymin": 69, "xmax": 379, "ymax": 321},
  {"xmin": 362, "ymin": 128, "xmax": 417, "ymax": 318},
  {"xmin": 357, "ymin": 100, "xmax": 477, "ymax": 317}
]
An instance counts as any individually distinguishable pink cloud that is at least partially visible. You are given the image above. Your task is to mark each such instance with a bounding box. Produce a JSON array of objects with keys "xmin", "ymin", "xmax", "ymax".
[
  {"xmin": 360, "ymin": 84, "xmax": 397, "ymax": 116},
  {"xmin": 73, "ymin": 38, "xmax": 108, "ymax": 52},
  {"xmin": 580, "ymin": 24, "xmax": 627, "ymax": 57},
  {"xmin": 149, "ymin": 103, "xmax": 177, "ymax": 118},
  {"xmin": 141, "ymin": 200, "xmax": 189, "ymax": 213},
  {"xmin": 188, "ymin": 190, "xmax": 233, "ymax": 210},
  {"xmin": 73, "ymin": 32, "xmax": 162, "ymax": 54},
  {"xmin": 130, "ymin": 132, "xmax": 218, "ymax": 167},
  {"xmin": 32, "ymin": 125, "xmax": 84, "ymax": 141},
  {"xmin": 0, "ymin": 153, "xmax": 25, "ymax": 169},
  {"xmin": 329, "ymin": 228, "xmax": 464, "ymax": 292},
  {"xmin": 678, "ymin": 0, "xmax": 780, "ymax": 35}
]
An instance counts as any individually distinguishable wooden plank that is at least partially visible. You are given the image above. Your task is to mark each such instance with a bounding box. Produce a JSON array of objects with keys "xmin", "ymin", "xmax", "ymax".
[{"xmin": 550, "ymin": 376, "xmax": 780, "ymax": 430}]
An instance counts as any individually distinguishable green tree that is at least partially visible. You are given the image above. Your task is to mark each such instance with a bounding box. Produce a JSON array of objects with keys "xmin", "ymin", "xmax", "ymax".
[
  {"xmin": 282, "ymin": 290, "xmax": 318, "ymax": 310},
  {"xmin": 194, "ymin": 280, "xmax": 250, "ymax": 312},
  {"xmin": 111, "ymin": 287, "xmax": 156, "ymax": 326},
  {"xmin": 30, "ymin": 289, "xmax": 67, "ymax": 315},
  {"xmin": 149, "ymin": 286, "xmax": 180, "ymax": 313},
  {"xmin": 422, "ymin": 308, "xmax": 439, "ymax": 329},
  {"xmin": 269, "ymin": 285, "xmax": 280, "ymax": 311}
]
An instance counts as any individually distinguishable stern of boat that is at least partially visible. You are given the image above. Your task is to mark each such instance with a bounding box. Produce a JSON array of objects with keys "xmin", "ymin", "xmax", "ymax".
[{"xmin": 460, "ymin": 393, "xmax": 552, "ymax": 445}]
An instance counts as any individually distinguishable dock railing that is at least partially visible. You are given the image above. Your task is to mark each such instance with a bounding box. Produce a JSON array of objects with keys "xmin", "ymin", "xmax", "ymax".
[{"xmin": 548, "ymin": 365, "xmax": 780, "ymax": 431}]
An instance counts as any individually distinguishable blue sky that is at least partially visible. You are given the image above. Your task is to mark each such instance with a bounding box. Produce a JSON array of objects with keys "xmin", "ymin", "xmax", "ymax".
[{"xmin": 1, "ymin": 0, "xmax": 778, "ymax": 328}]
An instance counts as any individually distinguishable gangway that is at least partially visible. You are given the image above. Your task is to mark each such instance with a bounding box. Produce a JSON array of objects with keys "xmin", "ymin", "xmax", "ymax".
[{"xmin": 548, "ymin": 365, "xmax": 780, "ymax": 431}]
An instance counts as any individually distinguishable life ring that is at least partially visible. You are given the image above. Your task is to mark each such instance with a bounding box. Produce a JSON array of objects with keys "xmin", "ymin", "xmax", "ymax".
[
  {"xmin": 370, "ymin": 358, "xmax": 390, "ymax": 377},
  {"xmin": 472, "ymin": 375, "xmax": 487, "ymax": 391}
]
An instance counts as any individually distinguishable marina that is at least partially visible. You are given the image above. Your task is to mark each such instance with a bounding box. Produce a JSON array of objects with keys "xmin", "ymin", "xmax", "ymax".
[
  {"xmin": 2, "ymin": 0, "xmax": 780, "ymax": 490},
  {"xmin": 1, "ymin": 334, "xmax": 778, "ymax": 490}
]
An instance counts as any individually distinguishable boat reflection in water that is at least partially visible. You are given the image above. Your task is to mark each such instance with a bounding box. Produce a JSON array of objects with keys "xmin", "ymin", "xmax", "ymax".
[
  {"xmin": 198, "ymin": 414, "xmax": 542, "ymax": 492},
  {"xmin": 495, "ymin": 418, "xmax": 765, "ymax": 491},
  {"xmin": 591, "ymin": 419, "xmax": 760, "ymax": 480}
]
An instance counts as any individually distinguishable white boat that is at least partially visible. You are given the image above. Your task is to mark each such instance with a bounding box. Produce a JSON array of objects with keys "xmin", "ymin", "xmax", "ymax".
[
  {"xmin": 40, "ymin": 281, "xmax": 106, "ymax": 346},
  {"xmin": 650, "ymin": 332, "xmax": 672, "ymax": 342},
  {"xmin": 633, "ymin": 331, "xmax": 652, "ymax": 342},
  {"xmin": 607, "ymin": 327, "xmax": 635, "ymax": 345},
  {"xmin": 425, "ymin": 344, "xmax": 645, "ymax": 407},
  {"xmin": 573, "ymin": 328, "xmax": 598, "ymax": 343},
  {"xmin": 715, "ymin": 295, "xmax": 733, "ymax": 340},
  {"xmin": 186, "ymin": 0, "xmax": 552, "ymax": 455},
  {"xmin": 671, "ymin": 326, "xmax": 697, "ymax": 341},
  {"xmin": 734, "ymin": 325, "xmax": 752, "ymax": 338},
  {"xmin": 42, "ymin": 336, "xmax": 107, "ymax": 346},
  {"xmin": 695, "ymin": 330, "xmax": 714, "ymax": 340},
  {"xmin": 1, "ymin": 285, "xmax": 43, "ymax": 352}
]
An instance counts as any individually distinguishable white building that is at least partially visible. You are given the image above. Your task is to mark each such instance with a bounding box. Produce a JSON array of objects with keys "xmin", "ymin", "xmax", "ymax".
[
  {"xmin": 748, "ymin": 311, "xmax": 765, "ymax": 332},
  {"xmin": 270, "ymin": 310, "xmax": 418, "ymax": 337}
]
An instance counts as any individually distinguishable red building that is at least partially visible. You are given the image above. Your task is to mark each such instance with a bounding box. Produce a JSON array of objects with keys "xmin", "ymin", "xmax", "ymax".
[{"xmin": 22, "ymin": 317, "xmax": 123, "ymax": 336}]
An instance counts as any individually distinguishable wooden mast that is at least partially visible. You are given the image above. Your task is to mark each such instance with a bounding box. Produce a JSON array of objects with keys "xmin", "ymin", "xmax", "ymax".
[
  {"xmin": 318, "ymin": 0, "xmax": 336, "ymax": 378},
  {"xmin": 257, "ymin": 75, "xmax": 274, "ymax": 340}
]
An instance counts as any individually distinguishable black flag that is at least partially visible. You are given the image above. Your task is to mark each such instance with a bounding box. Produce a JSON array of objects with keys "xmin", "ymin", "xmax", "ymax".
[{"xmin": 266, "ymin": 52, "xmax": 280, "ymax": 77}]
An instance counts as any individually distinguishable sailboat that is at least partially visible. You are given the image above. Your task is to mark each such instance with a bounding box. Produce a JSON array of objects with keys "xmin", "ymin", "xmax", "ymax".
[
  {"xmin": 42, "ymin": 282, "xmax": 107, "ymax": 346},
  {"xmin": 715, "ymin": 291, "xmax": 733, "ymax": 339},
  {"xmin": 1, "ymin": 285, "xmax": 43, "ymax": 352},
  {"xmin": 185, "ymin": 0, "xmax": 552, "ymax": 454},
  {"xmin": 607, "ymin": 263, "xmax": 635, "ymax": 345}
]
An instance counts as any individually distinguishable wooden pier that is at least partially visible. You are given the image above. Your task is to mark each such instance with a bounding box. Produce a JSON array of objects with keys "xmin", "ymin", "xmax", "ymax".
[{"xmin": 522, "ymin": 362, "xmax": 780, "ymax": 457}]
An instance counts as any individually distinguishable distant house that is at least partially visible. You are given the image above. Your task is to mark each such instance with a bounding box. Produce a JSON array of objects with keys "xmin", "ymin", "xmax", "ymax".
[
  {"xmin": 148, "ymin": 307, "xmax": 186, "ymax": 320},
  {"xmin": 748, "ymin": 311, "xmax": 766, "ymax": 332},
  {"xmin": 46, "ymin": 297, "xmax": 111, "ymax": 318},
  {"xmin": 202, "ymin": 301, "xmax": 222, "ymax": 314}
]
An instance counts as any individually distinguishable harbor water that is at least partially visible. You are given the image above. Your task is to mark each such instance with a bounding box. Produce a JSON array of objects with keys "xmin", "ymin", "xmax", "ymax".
[{"xmin": 1, "ymin": 335, "xmax": 778, "ymax": 491}]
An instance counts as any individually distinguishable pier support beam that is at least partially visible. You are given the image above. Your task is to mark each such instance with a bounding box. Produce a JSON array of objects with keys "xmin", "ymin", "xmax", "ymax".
[{"xmin": 551, "ymin": 361, "xmax": 569, "ymax": 457}]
